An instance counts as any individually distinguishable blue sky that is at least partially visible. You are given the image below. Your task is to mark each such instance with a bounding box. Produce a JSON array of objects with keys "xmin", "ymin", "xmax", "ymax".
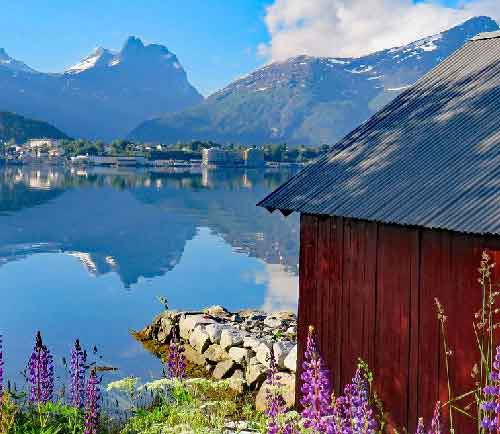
[
  {"xmin": 0, "ymin": 0, "xmax": 272, "ymax": 95},
  {"xmin": 0, "ymin": 0, "xmax": 487, "ymax": 95}
]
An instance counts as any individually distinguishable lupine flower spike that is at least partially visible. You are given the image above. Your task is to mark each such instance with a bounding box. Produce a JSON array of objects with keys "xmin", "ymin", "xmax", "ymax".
[
  {"xmin": 482, "ymin": 345, "xmax": 500, "ymax": 432},
  {"xmin": 348, "ymin": 369, "xmax": 377, "ymax": 433},
  {"xmin": 28, "ymin": 331, "xmax": 54, "ymax": 404},
  {"xmin": 300, "ymin": 325, "xmax": 334, "ymax": 432},
  {"xmin": 69, "ymin": 339, "xmax": 86, "ymax": 408},
  {"xmin": 266, "ymin": 345, "xmax": 287, "ymax": 434},
  {"xmin": 0, "ymin": 334, "xmax": 3, "ymax": 397},
  {"xmin": 332, "ymin": 368, "xmax": 377, "ymax": 433},
  {"xmin": 415, "ymin": 417, "xmax": 425, "ymax": 434},
  {"xmin": 167, "ymin": 330, "xmax": 186, "ymax": 380},
  {"xmin": 84, "ymin": 368, "xmax": 101, "ymax": 434},
  {"xmin": 430, "ymin": 401, "xmax": 442, "ymax": 434}
]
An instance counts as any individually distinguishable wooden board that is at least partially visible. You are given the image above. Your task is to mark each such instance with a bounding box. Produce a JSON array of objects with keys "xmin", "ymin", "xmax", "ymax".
[{"xmin": 295, "ymin": 215, "xmax": 500, "ymax": 432}]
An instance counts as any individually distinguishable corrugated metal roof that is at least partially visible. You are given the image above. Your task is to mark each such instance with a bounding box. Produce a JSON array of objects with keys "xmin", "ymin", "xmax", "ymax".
[
  {"xmin": 258, "ymin": 32, "xmax": 500, "ymax": 236},
  {"xmin": 472, "ymin": 30, "xmax": 500, "ymax": 40}
]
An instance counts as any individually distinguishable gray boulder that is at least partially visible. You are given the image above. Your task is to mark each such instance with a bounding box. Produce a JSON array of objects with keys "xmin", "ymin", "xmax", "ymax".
[
  {"xmin": 204, "ymin": 344, "xmax": 229, "ymax": 363},
  {"xmin": 284, "ymin": 345, "xmax": 298, "ymax": 372},
  {"xmin": 179, "ymin": 314, "xmax": 215, "ymax": 340},
  {"xmin": 246, "ymin": 358, "xmax": 267, "ymax": 387},
  {"xmin": 213, "ymin": 359, "xmax": 236, "ymax": 380},
  {"xmin": 255, "ymin": 372, "xmax": 296, "ymax": 411},
  {"xmin": 228, "ymin": 347, "xmax": 252, "ymax": 365},
  {"xmin": 205, "ymin": 323, "xmax": 224, "ymax": 344},
  {"xmin": 189, "ymin": 326, "xmax": 211, "ymax": 353},
  {"xmin": 273, "ymin": 341, "xmax": 295, "ymax": 369},
  {"xmin": 220, "ymin": 329, "xmax": 244, "ymax": 350}
]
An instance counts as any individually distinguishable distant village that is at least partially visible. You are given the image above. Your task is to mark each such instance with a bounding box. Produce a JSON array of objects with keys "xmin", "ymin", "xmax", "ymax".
[{"xmin": 0, "ymin": 137, "xmax": 330, "ymax": 168}]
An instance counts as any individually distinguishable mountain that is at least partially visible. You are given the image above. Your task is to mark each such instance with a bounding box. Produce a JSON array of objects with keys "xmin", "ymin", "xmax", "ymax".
[
  {"xmin": 129, "ymin": 16, "xmax": 499, "ymax": 146},
  {"xmin": 0, "ymin": 37, "xmax": 202, "ymax": 140},
  {"xmin": 0, "ymin": 111, "xmax": 68, "ymax": 143},
  {"xmin": 0, "ymin": 48, "xmax": 36, "ymax": 74}
]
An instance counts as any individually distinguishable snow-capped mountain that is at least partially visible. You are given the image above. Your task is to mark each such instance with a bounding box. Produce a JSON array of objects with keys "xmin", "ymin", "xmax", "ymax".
[
  {"xmin": 0, "ymin": 48, "xmax": 36, "ymax": 74},
  {"xmin": 130, "ymin": 16, "xmax": 498, "ymax": 146},
  {"xmin": 0, "ymin": 36, "xmax": 202, "ymax": 140},
  {"xmin": 66, "ymin": 47, "xmax": 115, "ymax": 74}
]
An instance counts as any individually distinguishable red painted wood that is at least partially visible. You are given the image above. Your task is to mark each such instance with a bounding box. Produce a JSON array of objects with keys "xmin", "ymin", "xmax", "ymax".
[
  {"xmin": 417, "ymin": 230, "xmax": 443, "ymax": 427},
  {"xmin": 408, "ymin": 229, "xmax": 421, "ymax": 432},
  {"xmin": 374, "ymin": 224, "xmax": 414, "ymax": 429},
  {"xmin": 316, "ymin": 216, "xmax": 335, "ymax": 387},
  {"xmin": 341, "ymin": 219, "xmax": 378, "ymax": 386},
  {"xmin": 329, "ymin": 216, "xmax": 344, "ymax": 392},
  {"xmin": 296, "ymin": 214, "xmax": 318, "ymax": 403},
  {"xmin": 296, "ymin": 215, "xmax": 500, "ymax": 432}
]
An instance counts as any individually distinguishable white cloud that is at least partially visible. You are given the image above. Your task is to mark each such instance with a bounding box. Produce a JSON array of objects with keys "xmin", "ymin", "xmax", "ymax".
[
  {"xmin": 258, "ymin": 263, "xmax": 298, "ymax": 312},
  {"xmin": 259, "ymin": 0, "xmax": 500, "ymax": 61}
]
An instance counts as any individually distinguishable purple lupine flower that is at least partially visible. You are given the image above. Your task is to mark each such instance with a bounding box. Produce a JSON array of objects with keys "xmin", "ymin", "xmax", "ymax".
[
  {"xmin": 430, "ymin": 402, "xmax": 442, "ymax": 434},
  {"xmin": 415, "ymin": 417, "xmax": 425, "ymax": 434},
  {"xmin": 300, "ymin": 326, "xmax": 334, "ymax": 432},
  {"xmin": 266, "ymin": 345, "xmax": 287, "ymax": 434},
  {"xmin": 69, "ymin": 339, "xmax": 86, "ymax": 408},
  {"xmin": 28, "ymin": 331, "xmax": 54, "ymax": 404},
  {"xmin": 0, "ymin": 334, "xmax": 4, "ymax": 397},
  {"xmin": 84, "ymin": 369, "xmax": 101, "ymax": 434},
  {"xmin": 167, "ymin": 330, "xmax": 186, "ymax": 380},
  {"xmin": 482, "ymin": 345, "xmax": 500, "ymax": 432},
  {"xmin": 343, "ymin": 368, "xmax": 377, "ymax": 433}
]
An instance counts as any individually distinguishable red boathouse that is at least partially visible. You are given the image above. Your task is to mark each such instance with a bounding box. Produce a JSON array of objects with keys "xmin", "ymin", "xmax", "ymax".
[{"xmin": 259, "ymin": 30, "xmax": 500, "ymax": 432}]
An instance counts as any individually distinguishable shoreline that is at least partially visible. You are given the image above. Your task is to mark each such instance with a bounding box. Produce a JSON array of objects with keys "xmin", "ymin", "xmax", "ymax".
[{"xmin": 136, "ymin": 305, "xmax": 298, "ymax": 410}]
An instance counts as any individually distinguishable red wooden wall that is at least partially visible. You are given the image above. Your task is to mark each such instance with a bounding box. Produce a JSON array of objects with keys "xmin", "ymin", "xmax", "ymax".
[{"xmin": 298, "ymin": 214, "xmax": 500, "ymax": 432}]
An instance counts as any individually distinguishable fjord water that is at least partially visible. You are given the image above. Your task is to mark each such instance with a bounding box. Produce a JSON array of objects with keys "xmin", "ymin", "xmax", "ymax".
[{"xmin": 0, "ymin": 166, "xmax": 299, "ymax": 386}]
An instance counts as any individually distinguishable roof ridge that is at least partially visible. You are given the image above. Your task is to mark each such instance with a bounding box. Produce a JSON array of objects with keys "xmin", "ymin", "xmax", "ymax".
[{"xmin": 471, "ymin": 30, "xmax": 500, "ymax": 41}]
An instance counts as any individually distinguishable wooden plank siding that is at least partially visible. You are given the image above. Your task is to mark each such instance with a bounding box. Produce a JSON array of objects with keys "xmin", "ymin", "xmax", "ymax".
[{"xmin": 298, "ymin": 213, "xmax": 500, "ymax": 432}]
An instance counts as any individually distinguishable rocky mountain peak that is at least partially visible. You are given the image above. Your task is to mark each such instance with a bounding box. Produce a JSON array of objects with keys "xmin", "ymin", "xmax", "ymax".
[{"xmin": 0, "ymin": 48, "xmax": 36, "ymax": 73}]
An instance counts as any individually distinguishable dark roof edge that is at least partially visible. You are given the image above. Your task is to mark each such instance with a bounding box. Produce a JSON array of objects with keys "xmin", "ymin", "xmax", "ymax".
[{"xmin": 471, "ymin": 30, "xmax": 500, "ymax": 41}]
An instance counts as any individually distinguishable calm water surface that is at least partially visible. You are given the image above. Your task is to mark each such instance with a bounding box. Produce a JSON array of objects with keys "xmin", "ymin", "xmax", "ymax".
[{"xmin": 0, "ymin": 165, "xmax": 299, "ymax": 386}]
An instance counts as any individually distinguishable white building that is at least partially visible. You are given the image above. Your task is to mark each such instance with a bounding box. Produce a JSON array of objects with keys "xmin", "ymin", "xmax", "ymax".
[
  {"xmin": 202, "ymin": 148, "xmax": 244, "ymax": 167},
  {"xmin": 26, "ymin": 138, "xmax": 64, "ymax": 157},
  {"xmin": 243, "ymin": 148, "xmax": 265, "ymax": 167}
]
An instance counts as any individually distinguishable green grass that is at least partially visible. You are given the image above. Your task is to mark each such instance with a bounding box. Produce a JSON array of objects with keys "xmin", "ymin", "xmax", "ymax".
[{"xmin": 0, "ymin": 378, "xmax": 267, "ymax": 434}]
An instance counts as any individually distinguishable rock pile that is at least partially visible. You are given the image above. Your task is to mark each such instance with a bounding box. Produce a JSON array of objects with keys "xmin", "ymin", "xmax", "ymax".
[{"xmin": 139, "ymin": 305, "xmax": 298, "ymax": 408}]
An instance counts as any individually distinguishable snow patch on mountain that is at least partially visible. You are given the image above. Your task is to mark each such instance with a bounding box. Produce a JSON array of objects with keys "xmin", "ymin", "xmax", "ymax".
[
  {"xmin": 0, "ymin": 48, "xmax": 36, "ymax": 74},
  {"xmin": 66, "ymin": 47, "xmax": 115, "ymax": 73},
  {"xmin": 65, "ymin": 37, "xmax": 185, "ymax": 75}
]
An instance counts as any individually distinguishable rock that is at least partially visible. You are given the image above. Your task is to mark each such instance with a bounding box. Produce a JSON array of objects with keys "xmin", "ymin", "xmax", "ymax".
[
  {"xmin": 140, "ymin": 325, "xmax": 154, "ymax": 339},
  {"xmin": 189, "ymin": 326, "xmax": 211, "ymax": 353},
  {"xmin": 243, "ymin": 336, "xmax": 270, "ymax": 352},
  {"xmin": 256, "ymin": 342, "xmax": 272, "ymax": 367},
  {"xmin": 228, "ymin": 369, "xmax": 245, "ymax": 394},
  {"xmin": 284, "ymin": 345, "xmax": 298, "ymax": 372},
  {"xmin": 183, "ymin": 344, "xmax": 206, "ymax": 366},
  {"xmin": 238, "ymin": 310, "xmax": 267, "ymax": 321},
  {"xmin": 220, "ymin": 329, "xmax": 244, "ymax": 350},
  {"xmin": 256, "ymin": 372, "xmax": 296, "ymax": 411},
  {"xmin": 205, "ymin": 324, "xmax": 224, "ymax": 344},
  {"xmin": 272, "ymin": 311, "xmax": 297, "ymax": 321},
  {"xmin": 228, "ymin": 347, "xmax": 251, "ymax": 365},
  {"xmin": 264, "ymin": 317, "xmax": 285, "ymax": 329},
  {"xmin": 203, "ymin": 305, "xmax": 230, "ymax": 317},
  {"xmin": 157, "ymin": 329, "xmax": 170, "ymax": 344},
  {"xmin": 204, "ymin": 344, "xmax": 229, "ymax": 363},
  {"xmin": 246, "ymin": 358, "xmax": 267, "ymax": 387},
  {"xmin": 273, "ymin": 341, "xmax": 295, "ymax": 369},
  {"xmin": 179, "ymin": 314, "xmax": 215, "ymax": 340},
  {"xmin": 224, "ymin": 421, "xmax": 255, "ymax": 434},
  {"xmin": 213, "ymin": 359, "xmax": 236, "ymax": 380},
  {"xmin": 230, "ymin": 313, "xmax": 243, "ymax": 323}
]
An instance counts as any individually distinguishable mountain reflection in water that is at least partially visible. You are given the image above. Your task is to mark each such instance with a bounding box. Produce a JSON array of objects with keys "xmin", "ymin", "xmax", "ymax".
[{"xmin": 0, "ymin": 165, "xmax": 299, "ymax": 384}]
